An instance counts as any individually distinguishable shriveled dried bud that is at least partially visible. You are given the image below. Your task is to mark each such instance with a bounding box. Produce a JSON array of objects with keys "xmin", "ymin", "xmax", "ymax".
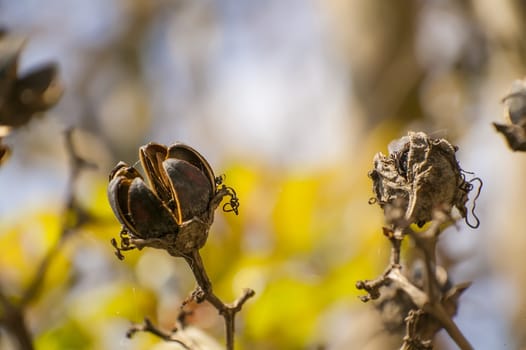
[
  {"xmin": 108, "ymin": 142, "xmax": 239, "ymax": 259},
  {"xmin": 493, "ymin": 78, "xmax": 526, "ymax": 151},
  {"xmin": 369, "ymin": 132, "xmax": 473, "ymax": 227}
]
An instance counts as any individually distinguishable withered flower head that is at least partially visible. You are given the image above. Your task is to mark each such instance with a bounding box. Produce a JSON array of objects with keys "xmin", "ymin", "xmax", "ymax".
[
  {"xmin": 369, "ymin": 132, "xmax": 475, "ymax": 227},
  {"xmin": 108, "ymin": 142, "xmax": 239, "ymax": 259}
]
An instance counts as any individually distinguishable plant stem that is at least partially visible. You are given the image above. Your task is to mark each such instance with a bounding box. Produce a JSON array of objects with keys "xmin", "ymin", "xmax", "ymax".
[
  {"xmin": 0, "ymin": 291, "xmax": 34, "ymax": 350},
  {"xmin": 185, "ymin": 250, "xmax": 254, "ymax": 350}
]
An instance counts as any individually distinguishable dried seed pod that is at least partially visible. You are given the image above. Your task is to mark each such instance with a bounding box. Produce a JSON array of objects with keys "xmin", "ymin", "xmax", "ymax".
[
  {"xmin": 108, "ymin": 142, "xmax": 239, "ymax": 259},
  {"xmin": 493, "ymin": 78, "xmax": 526, "ymax": 151},
  {"xmin": 369, "ymin": 132, "xmax": 471, "ymax": 227},
  {"xmin": 0, "ymin": 32, "xmax": 63, "ymax": 168},
  {"xmin": 0, "ymin": 35, "xmax": 63, "ymax": 128}
]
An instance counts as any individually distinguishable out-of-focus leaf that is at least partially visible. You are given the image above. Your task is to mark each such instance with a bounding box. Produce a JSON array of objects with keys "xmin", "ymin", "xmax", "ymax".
[
  {"xmin": 0, "ymin": 228, "xmax": 31, "ymax": 290},
  {"xmin": 38, "ymin": 212, "xmax": 62, "ymax": 250},
  {"xmin": 322, "ymin": 235, "xmax": 388, "ymax": 300},
  {"xmin": 69, "ymin": 282, "xmax": 156, "ymax": 323},
  {"xmin": 245, "ymin": 277, "xmax": 320, "ymax": 348},
  {"xmin": 272, "ymin": 176, "xmax": 319, "ymax": 255},
  {"xmin": 35, "ymin": 317, "xmax": 93, "ymax": 350},
  {"xmin": 0, "ymin": 211, "xmax": 62, "ymax": 291}
]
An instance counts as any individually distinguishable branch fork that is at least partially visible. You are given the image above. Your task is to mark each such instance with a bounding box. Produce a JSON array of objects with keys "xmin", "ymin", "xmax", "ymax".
[
  {"xmin": 357, "ymin": 207, "xmax": 474, "ymax": 350},
  {"xmin": 127, "ymin": 249, "xmax": 254, "ymax": 350}
]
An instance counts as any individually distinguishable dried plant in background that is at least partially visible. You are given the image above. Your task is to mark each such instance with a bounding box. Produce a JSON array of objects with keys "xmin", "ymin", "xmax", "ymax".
[
  {"xmin": 0, "ymin": 129, "xmax": 95, "ymax": 350},
  {"xmin": 0, "ymin": 31, "xmax": 69, "ymax": 350},
  {"xmin": 493, "ymin": 78, "xmax": 526, "ymax": 151},
  {"xmin": 0, "ymin": 30, "xmax": 63, "ymax": 165},
  {"xmin": 108, "ymin": 142, "xmax": 254, "ymax": 350},
  {"xmin": 357, "ymin": 132, "xmax": 481, "ymax": 350}
]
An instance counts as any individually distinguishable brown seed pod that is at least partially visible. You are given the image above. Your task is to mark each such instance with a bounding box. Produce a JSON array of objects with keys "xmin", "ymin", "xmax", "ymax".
[
  {"xmin": 369, "ymin": 132, "xmax": 473, "ymax": 227},
  {"xmin": 108, "ymin": 142, "xmax": 239, "ymax": 259},
  {"xmin": 493, "ymin": 78, "xmax": 526, "ymax": 151},
  {"xmin": 0, "ymin": 35, "xmax": 63, "ymax": 128}
]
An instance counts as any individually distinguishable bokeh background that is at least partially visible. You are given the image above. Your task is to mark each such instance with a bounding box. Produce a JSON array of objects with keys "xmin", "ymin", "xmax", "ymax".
[{"xmin": 0, "ymin": 0, "xmax": 525, "ymax": 349}]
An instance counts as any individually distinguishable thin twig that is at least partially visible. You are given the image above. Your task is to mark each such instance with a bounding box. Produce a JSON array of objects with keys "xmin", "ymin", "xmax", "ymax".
[
  {"xmin": 126, "ymin": 318, "xmax": 190, "ymax": 349},
  {"xmin": 357, "ymin": 207, "xmax": 473, "ymax": 350},
  {"xmin": 0, "ymin": 128, "xmax": 94, "ymax": 349},
  {"xmin": 184, "ymin": 249, "xmax": 255, "ymax": 350},
  {"xmin": 21, "ymin": 129, "xmax": 93, "ymax": 305},
  {"xmin": 0, "ymin": 287, "xmax": 34, "ymax": 350},
  {"xmin": 20, "ymin": 236, "xmax": 66, "ymax": 306}
]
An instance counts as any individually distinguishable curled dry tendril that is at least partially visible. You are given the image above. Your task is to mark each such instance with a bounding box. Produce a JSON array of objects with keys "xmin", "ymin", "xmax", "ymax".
[
  {"xmin": 459, "ymin": 168, "xmax": 483, "ymax": 229},
  {"xmin": 111, "ymin": 228, "xmax": 135, "ymax": 260},
  {"xmin": 221, "ymin": 186, "xmax": 240, "ymax": 215},
  {"xmin": 215, "ymin": 174, "xmax": 226, "ymax": 187},
  {"xmin": 214, "ymin": 174, "xmax": 240, "ymax": 214}
]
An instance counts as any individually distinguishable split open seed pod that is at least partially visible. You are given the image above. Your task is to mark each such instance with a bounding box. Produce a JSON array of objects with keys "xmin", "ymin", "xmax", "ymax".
[{"xmin": 108, "ymin": 142, "xmax": 237, "ymax": 258}]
